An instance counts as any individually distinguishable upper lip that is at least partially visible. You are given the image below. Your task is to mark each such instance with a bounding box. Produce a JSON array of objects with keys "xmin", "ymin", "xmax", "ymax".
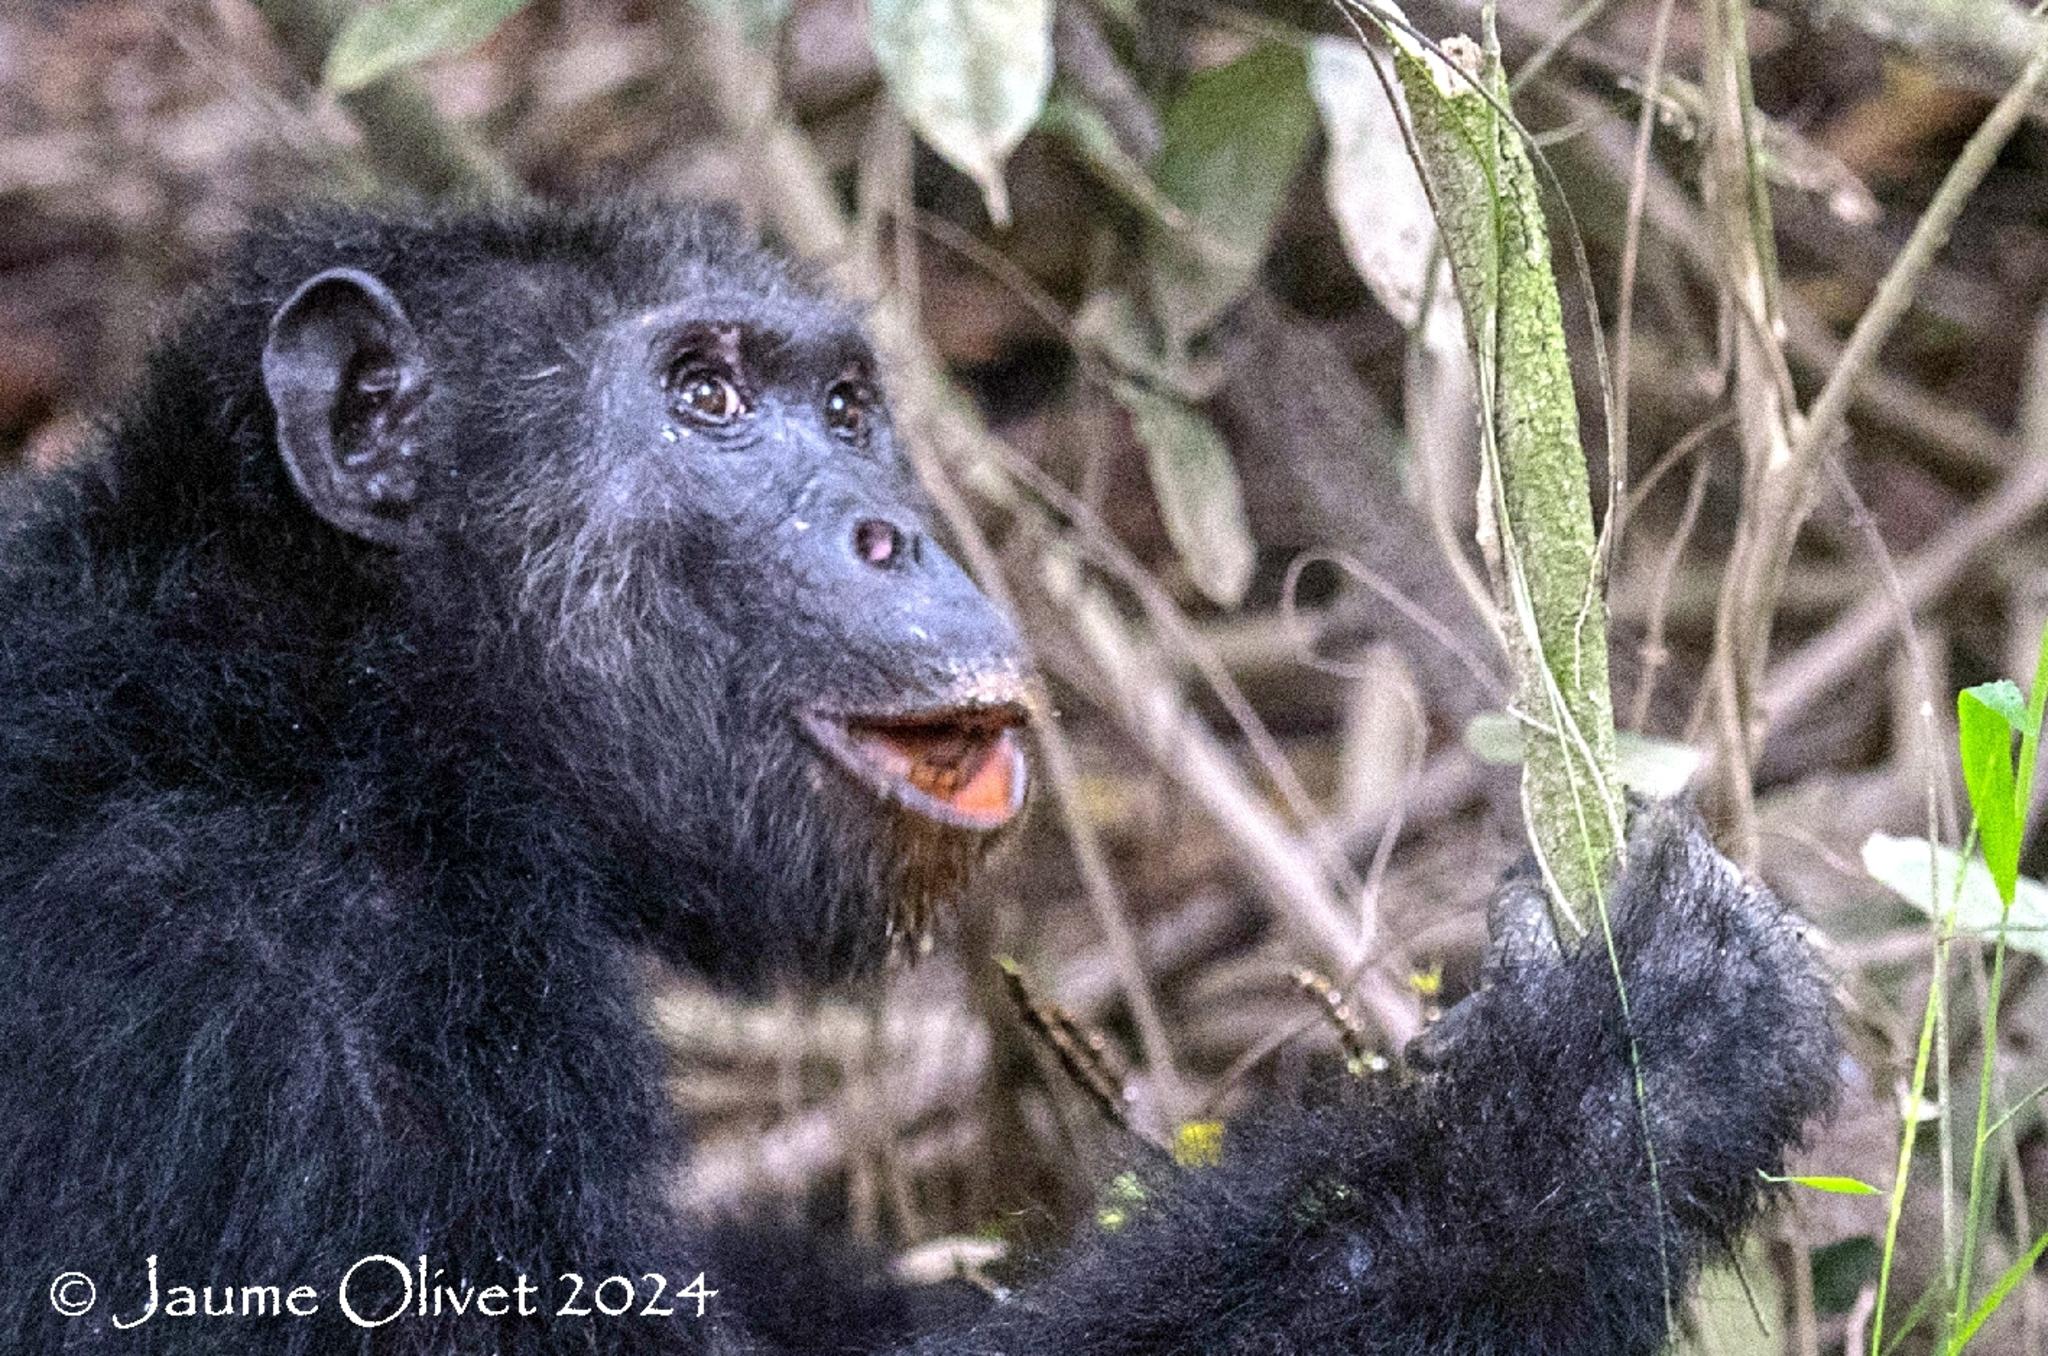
[{"xmin": 800, "ymin": 692, "xmax": 1032, "ymax": 831}]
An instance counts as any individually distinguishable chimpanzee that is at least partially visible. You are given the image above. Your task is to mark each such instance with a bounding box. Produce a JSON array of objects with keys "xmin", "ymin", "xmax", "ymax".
[{"xmin": 0, "ymin": 200, "xmax": 1835, "ymax": 1355}]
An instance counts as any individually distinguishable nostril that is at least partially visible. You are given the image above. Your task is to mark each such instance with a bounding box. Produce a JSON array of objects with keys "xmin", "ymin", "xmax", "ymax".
[{"xmin": 852, "ymin": 518, "xmax": 904, "ymax": 570}]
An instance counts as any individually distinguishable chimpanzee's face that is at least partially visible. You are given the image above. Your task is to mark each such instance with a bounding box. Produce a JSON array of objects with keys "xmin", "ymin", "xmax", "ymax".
[
  {"xmin": 260, "ymin": 256, "xmax": 1032, "ymax": 982},
  {"xmin": 584, "ymin": 300, "xmax": 1028, "ymax": 827}
]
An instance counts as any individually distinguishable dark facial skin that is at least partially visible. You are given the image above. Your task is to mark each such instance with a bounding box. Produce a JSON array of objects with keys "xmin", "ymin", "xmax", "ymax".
[{"xmin": 259, "ymin": 246, "xmax": 1032, "ymax": 985}]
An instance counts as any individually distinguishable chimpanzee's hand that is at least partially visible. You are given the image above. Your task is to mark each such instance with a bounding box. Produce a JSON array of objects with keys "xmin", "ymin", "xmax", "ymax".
[{"xmin": 1410, "ymin": 798, "xmax": 1837, "ymax": 1242}]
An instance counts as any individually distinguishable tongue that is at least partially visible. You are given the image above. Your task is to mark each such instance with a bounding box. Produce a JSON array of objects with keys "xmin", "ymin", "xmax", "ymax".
[
  {"xmin": 854, "ymin": 724, "xmax": 1021, "ymax": 824},
  {"xmin": 943, "ymin": 728, "xmax": 1022, "ymax": 822}
]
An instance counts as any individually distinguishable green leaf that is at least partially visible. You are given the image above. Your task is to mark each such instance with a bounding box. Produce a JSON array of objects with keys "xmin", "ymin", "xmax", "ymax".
[
  {"xmin": 1147, "ymin": 43, "xmax": 1315, "ymax": 345},
  {"xmin": 1964, "ymin": 678, "xmax": 2029, "ymax": 733},
  {"xmin": 1862, "ymin": 833, "xmax": 2048, "ymax": 958},
  {"xmin": 689, "ymin": 0, "xmax": 794, "ymax": 47},
  {"xmin": 1950, "ymin": 1225, "xmax": 2048, "ymax": 1350},
  {"xmin": 1759, "ymin": 1171, "xmax": 1880, "ymax": 1196},
  {"xmin": 870, "ymin": 0, "xmax": 1051, "ymax": 225},
  {"xmin": 1368, "ymin": 13, "xmax": 1621, "ymax": 928},
  {"xmin": 1114, "ymin": 383, "xmax": 1255, "ymax": 608},
  {"xmin": 1959, "ymin": 684, "xmax": 2024, "ymax": 904},
  {"xmin": 323, "ymin": 0, "xmax": 534, "ymax": 94},
  {"xmin": 1039, "ymin": 90, "xmax": 1189, "ymax": 235}
]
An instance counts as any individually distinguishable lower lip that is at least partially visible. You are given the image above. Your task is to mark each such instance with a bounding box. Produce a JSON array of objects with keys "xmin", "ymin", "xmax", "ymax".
[{"xmin": 806, "ymin": 712, "xmax": 1029, "ymax": 831}]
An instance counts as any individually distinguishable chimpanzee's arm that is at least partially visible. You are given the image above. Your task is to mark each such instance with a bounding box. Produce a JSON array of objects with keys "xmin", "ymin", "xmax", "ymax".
[{"xmin": 880, "ymin": 801, "xmax": 1836, "ymax": 1356}]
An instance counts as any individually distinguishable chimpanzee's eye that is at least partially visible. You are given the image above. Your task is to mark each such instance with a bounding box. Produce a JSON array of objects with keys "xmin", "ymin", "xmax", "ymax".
[
  {"xmin": 823, "ymin": 379, "xmax": 876, "ymax": 446},
  {"xmin": 666, "ymin": 356, "xmax": 748, "ymax": 426}
]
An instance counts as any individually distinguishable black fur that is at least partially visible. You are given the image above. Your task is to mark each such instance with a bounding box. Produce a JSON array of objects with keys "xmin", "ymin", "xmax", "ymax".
[{"xmin": 0, "ymin": 201, "xmax": 1836, "ymax": 1355}]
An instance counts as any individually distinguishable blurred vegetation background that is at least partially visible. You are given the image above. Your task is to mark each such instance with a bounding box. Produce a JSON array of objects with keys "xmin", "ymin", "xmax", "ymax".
[{"xmin": 8, "ymin": 0, "xmax": 2048, "ymax": 1350}]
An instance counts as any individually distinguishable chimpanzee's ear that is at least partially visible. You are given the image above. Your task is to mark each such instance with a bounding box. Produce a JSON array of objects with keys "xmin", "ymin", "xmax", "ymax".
[{"xmin": 262, "ymin": 267, "xmax": 430, "ymax": 548}]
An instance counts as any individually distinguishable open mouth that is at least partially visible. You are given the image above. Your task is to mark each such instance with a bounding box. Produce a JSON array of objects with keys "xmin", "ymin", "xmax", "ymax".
[{"xmin": 802, "ymin": 702, "xmax": 1030, "ymax": 831}]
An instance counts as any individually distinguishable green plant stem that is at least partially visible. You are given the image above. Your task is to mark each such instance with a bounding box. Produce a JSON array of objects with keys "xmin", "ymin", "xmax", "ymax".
[
  {"xmin": 1950, "ymin": 923, "xmax": 2012, "ymax": 1343},
  {"xmin": 1984, "ymin": 1077, "xmax": 2048, "ymax": 1142},
  {"xmin": 1881, "ymin": 1279, "xmax": 1939, "ymax": 1356},
  {"xmin": 1949, "ymin": 623, "xmax": 2048, "ymax": 1342},
  {"xmin": 1937, "ymin": 926, "xmax": 1958, "ymax": 1342},
  {"xmin": 1870, "ymin": 956, "xmax": 1945, "ymax": 1356},
  {"xmin": 1950, "ymin": 1225, "xmax": 2048, "ymax": 1351}
]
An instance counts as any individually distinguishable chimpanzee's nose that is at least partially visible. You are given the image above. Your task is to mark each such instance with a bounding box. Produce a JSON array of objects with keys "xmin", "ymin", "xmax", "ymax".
[
  {"xmin": 849, "ymin": 516, "xmax": 921, "ymax": 572},
  {"xmin": 818, "ymin": 503, "xmax": 1022, "ymax": 671}
]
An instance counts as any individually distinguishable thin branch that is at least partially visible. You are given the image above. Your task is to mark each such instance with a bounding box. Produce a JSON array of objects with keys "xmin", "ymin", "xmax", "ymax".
[
  {"xmin": 1699, "ymin": 6, "xmax": 2048, "ymax": 860},
  {"xmin": 1788, "ymin": 38, "xmax": 2048, "ymax": 502},
  {"xmin": 1608, "ymin": 0, "xmax": 1678, "ymax": 551},
  {"xmin": 1769, "ymin": 296, "xmax": 2048, "ymax": 728},
  {"xmin": 1697, "ymin": 0, "xmax": 1795, "ymax": 864}
]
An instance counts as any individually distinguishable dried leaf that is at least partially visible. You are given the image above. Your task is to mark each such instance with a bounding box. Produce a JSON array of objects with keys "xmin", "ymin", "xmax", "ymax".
[{"xmin": 870, "ymin": 0, "xmax": 1051, "ymax": 224}]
